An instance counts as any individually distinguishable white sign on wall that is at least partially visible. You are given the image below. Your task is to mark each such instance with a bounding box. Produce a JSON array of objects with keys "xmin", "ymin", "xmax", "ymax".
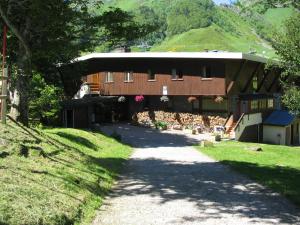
[{"xmin": 163, "ymin": 86, "xmax": 168, "ymax": 96}]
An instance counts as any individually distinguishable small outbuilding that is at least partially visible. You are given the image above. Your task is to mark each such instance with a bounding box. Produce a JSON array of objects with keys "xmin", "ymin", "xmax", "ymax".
[{"xmin": 263, "ymin": 110, "xmax": 300, "ymax": 145}]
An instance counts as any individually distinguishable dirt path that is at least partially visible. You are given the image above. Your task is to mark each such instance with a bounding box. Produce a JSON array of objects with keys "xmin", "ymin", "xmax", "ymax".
[{"xmin": 92, "ymin": 124, "xmax": 300, "ymax": 225}]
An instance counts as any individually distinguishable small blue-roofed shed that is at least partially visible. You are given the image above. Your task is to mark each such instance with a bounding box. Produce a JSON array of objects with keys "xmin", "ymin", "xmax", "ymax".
[{"xmin": 263, "ymin": 110, "xmax": 299, "ymax": 145}]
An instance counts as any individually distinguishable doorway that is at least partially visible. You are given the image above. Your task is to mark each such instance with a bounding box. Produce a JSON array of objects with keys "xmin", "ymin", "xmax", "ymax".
[{"xmin": 66, "ymin": 110, "xmax": 74, "ymax": 128}]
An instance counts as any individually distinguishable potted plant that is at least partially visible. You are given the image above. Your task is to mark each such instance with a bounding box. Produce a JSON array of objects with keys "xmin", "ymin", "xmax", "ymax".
[
  {"xmin": 135, "ymin": 95, "xmax": 144, "ymax": 103},
  {"xmin": 118, "ymin": 96, "xmax": 126, "ymax": 102},
  {"xmin": 160, "ymin": 96, "xmax": 169, "ymax": 102},
  {"xmin": 187, "ymin": 96, "xmax": 197, "ymax": 103}
]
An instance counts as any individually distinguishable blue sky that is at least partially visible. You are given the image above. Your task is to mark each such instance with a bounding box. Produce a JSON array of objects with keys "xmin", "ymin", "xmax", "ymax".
[{"xmin": 213, "ymin": 0, "xmax": 234, "ymax": 5}]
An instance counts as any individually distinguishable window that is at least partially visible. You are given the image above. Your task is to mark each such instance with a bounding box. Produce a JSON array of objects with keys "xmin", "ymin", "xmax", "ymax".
[
  {"xmin": 202, "ymin": 66, "xmax": 211, "ymax": 78},
  {"xmin": 253, "ymin": 75, "xmax": 258, "ymax": 91},
  {"xmin": 259, "ymin": 99, "xmax": 267, "ymax": 109},
  {"xmin": 268, "ymin": 99, "xmax": 274, "ymax": 108},
  {"xmin": 251, "ymin": 100, "xmax": 258, "ymax": 110},
  {"xmin": 124, "ymin": 71, "xmax": 133, "ymax": 82},
  {"xmin": 171, "ymin": 69, "xmax": 183, "ymax": 80},
  {"xmin": 105, "ymin": 72, "xmax": 114, "ymax": 83},
  {"xmin": 148, "ymin": 70, "xmax": 155, "ymax": 80}
]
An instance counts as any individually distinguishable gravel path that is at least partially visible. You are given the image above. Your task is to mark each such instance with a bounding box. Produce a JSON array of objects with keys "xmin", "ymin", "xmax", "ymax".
[{"xmin": 92, "ymin": 124, "xmax": 300, "ymax": 225}]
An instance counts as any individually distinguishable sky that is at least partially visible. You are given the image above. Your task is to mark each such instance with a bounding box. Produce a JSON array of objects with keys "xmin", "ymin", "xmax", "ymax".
[{"xmin": 213, "ymin": 0, "xmax": 234, "ymax": 5}]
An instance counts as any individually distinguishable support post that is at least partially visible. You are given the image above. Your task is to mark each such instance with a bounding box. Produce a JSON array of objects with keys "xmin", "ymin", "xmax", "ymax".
[{"xmin": 1, "ymin": 68, "xmax": 8, "ymax": 124}]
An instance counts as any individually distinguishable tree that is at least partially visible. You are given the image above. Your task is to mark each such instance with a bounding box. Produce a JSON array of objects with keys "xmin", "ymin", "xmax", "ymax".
[
  {"xmin": 0, "ymin": 1, "xmax": 147, "ymax": 126},
  {"xmin": 0, "ymin": 0, "xmax": 102, "ymax": 125},
  {"xmin": 166, "ymin": 0, "xmax": 215, "ymax": 36},
  {"xmin": 132, "ymin": 6, "xmax": 166, "ymax": 48},
  {"xmin": 99, "ymin": 7, "xmax": 157, "ymax": 50},
  {"xmin": 272, "ymin": 12, "xmax": 300, "ymax": 114}
]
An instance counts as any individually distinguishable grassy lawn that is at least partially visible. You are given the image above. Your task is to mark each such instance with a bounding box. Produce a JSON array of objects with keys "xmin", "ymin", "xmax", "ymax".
[
  {"xmin": 0, "ymin": 120, "xmax": 132, "ymax": 225},
  {"xmin": 197, "ymin": 141, "xmax": 300, "ymax": 206}
]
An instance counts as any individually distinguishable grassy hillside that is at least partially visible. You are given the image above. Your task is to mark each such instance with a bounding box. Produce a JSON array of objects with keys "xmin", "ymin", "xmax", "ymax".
[
  {"xmin": 103, "ymin": 0, "xmax": 172, "ymax": 11},
  {"xmin": 263, "ymin": 7, "xmax": 295, "ymax": 29},
  {"xmin": 151, "ymin": 25, "xmax": 274, "ymax": 57},
  {"xmin": 0, "ymin": 119, "xmax": 132, "ymax": 225},
  {"xmin": 99, "ymin": 0, "xmax": 295, "ymax": 57},
  {"xmin": 152, "ymin": 20, "xmax": 274, "ymax": 57}
]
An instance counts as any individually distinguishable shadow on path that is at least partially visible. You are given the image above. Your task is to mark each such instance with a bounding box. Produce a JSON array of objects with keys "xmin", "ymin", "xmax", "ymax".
[
  {"xmin": 100, "ymin": 123, "xmax": 202, "ymax": 148},
  {"xmin": 107, "ymin": 157, "xmax": 300, "ymax": 224},
  {"xmin": 96, "ymin": 124, "xmax": 300, "ymax": 224}
]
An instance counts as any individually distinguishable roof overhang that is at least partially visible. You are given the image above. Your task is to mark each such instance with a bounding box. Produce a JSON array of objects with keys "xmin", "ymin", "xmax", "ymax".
[{"xmin": 73, "ymin": 52, "xmax": 271, "ymax": 64}]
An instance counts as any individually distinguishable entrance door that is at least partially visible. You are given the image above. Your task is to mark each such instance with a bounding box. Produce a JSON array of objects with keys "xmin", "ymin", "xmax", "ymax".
[{"xmin": 66, "ymin": 110, "xmax": 74, "ymax": 128}]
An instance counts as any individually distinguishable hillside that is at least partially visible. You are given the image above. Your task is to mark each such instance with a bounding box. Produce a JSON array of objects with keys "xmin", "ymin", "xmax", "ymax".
[
  {"xmin": 263, "ymin": 7, "xmax": 295, "ymax": 29},
  {"xmin": 151, "ymin": 25, "xmax": 274, "ymax": 56},
  {"xmin": 152, "ymin": 7, "xmax": 275, "ymax": 57},
  {"xmin": 0, "ymin": 119, "xmax": 132, "ymax": 225},
  {"xmin": 99, "ymin": 0, "xmax": 295, "ymax": 57}
]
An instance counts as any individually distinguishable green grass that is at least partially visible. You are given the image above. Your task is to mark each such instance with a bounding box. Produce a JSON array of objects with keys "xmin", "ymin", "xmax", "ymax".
[
  {"xmin": 197, "ymin": 141, "xmax": 300, "ymax": 206},
  {"xmin": 0, "ymin": 120, "xmax": 132, "ymax": 225},
  {"xmin": 263, "ymin": 7, "xmax": 295, "ymax": 30},
  {"xmin": 151, "ymin": 24, "xmax": 275, "ymax": 57}
]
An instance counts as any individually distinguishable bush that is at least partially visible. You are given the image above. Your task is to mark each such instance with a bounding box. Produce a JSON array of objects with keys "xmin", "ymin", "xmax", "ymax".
[
  {"xmin": 154, "ymin": 121, "xmax": 168, "ymax": 130},
  {"xmin": 29, "ymin": 73, "xmax": 63, "ymax": 126}
]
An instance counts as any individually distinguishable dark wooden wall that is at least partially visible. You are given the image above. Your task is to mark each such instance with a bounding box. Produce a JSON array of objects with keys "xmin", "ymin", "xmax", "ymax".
[
  {"xmin": 85, "ymin": 58, "xmax": 226, "ymax": 96},
  {"xmin": 82, "ymin": 58, "xmax": 280, "ymax": 97},
  {"xmin": 95, "ymin": 72, "xmax": 225, "ymax": 96}
]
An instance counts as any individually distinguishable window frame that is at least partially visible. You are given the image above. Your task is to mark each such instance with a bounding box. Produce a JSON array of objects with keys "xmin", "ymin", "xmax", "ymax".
[
  {"xmin": 124, "ymin": 71, "xmax": 133, "ymax": 82},
  {"xmin": 105, "ymin": 71, "xmax": 114, "ymax": 83},
  {"xmin": 201, "ymin": 66, "xmax": 212, "ymax": 79},
  {"xmin": 251, "ymin": 100, "xmax": 258, "ymax": 111},
  {"xmin": 267, "ymin": 98, "xmax": 274, "ymax": 109},
  {"xmin": 147, "ymin": 70, "xmax": 156, "ymax": 81},
  {"xmin": 171, "ymin": 68, "xmax": 183, "ymax": 81}
]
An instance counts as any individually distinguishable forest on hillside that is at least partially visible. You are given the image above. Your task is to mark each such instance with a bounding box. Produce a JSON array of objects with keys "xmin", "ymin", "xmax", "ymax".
[{"xmin": 99, "ymin": 0, "xmax": 297, "ymax": 57}]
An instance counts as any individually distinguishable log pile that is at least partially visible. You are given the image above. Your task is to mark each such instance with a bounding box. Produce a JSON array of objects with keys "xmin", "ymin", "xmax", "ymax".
[{"xmin": 136, "ymin": 111, "xmax": 226, "ymax": 131}]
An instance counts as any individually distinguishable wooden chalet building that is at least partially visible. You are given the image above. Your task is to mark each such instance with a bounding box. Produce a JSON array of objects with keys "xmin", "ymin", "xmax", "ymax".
[{"xmin": 60, "ymin": 52, "xmax": 299, "ymax": 145}]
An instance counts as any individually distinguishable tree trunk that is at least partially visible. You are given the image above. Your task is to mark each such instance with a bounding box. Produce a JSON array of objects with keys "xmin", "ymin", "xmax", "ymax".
[{"xmin": 10, "ymin": 45, "xmax": 31, "ymax": 126}]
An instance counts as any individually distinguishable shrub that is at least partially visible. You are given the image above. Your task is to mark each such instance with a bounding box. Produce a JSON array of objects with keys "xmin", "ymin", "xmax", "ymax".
[
  {"xmin": 154, "ymin": 121, "xmax": 168, "ymax": 130},
  {"xmin": 29, "ymin": 73, "xmax": 63, "ymax": 126}
]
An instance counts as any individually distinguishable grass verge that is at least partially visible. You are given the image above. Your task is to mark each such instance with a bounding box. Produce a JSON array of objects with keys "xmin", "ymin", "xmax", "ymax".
[
  {"xmin": 0, "ymin": 120, "xmax": 132, "ymax": 225},
  {"xmin": 197, "ymin": 141, "xmax": 300, "ymax": 206}
]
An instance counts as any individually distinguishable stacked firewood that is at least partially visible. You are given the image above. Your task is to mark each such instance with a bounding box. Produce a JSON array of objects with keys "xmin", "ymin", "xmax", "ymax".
[{"xmin": 136, "ymin": 111, "xmax": 226, "ymax": 130}]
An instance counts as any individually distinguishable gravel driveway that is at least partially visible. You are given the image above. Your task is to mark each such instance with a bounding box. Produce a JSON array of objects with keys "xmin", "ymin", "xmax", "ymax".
[{"xmin": 92, "ymin": 124, "xmax": 300, "ymax": 225}]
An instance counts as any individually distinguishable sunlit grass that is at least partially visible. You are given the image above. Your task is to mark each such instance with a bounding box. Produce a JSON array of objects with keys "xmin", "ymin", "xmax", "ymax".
[
  {"xmin": 0, "ymin": 121, "xmax": 132, "ymax": 225},
  {"xmin": 197, "ymin": 141, "xmax": 300, "ymax": 206}
]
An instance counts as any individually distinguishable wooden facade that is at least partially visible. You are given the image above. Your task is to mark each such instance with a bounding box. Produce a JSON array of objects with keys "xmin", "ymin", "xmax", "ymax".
[
  {"xmin": 89, "ymin": 71, "xmax": 225, "ymax": 96},
  {"xmin": 61, "ymin": 53, "xmax": 282, "ymax": 131},
  {"xmin": 82, "ymin": 58, "xmax": 279, "ymax": 99}
]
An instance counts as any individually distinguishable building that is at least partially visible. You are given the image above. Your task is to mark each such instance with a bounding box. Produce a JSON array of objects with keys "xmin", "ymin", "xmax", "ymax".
[
  {"xmin": 263, "ymin": 110, "xmax": 300, "ymax": 145},
  {"xmin": 60, "ymin": 51, "xmax": 298, "ymax": 145}
]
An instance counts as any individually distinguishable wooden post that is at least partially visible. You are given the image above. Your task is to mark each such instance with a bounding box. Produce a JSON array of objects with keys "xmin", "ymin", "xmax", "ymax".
[{"xmin": 1, "ymin": 68, "xmax": 8, "ymax": 124}]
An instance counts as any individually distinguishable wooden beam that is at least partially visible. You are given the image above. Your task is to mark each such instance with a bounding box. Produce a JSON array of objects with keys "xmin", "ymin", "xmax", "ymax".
[
  {"xmin": 1, "ymin": 68, "xmax": 8, "ymax": 124},
  {"xmin": 267, "ymin": 70, "xmax": 281, "ymax": 92},
  {"xmin": 257, "ymin": 69, "xmax": 271, "ymax": 92},
  {"xmin": 0, "ymin": 95, "xmax": 7, "ymax": 99},
  {"xmin": 226, "ymin": 60, "xmax": 247, "ymax": 94},
  {"xmin": 241, "ymin": 63, "xmax": 262, "ymax": 93}
]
